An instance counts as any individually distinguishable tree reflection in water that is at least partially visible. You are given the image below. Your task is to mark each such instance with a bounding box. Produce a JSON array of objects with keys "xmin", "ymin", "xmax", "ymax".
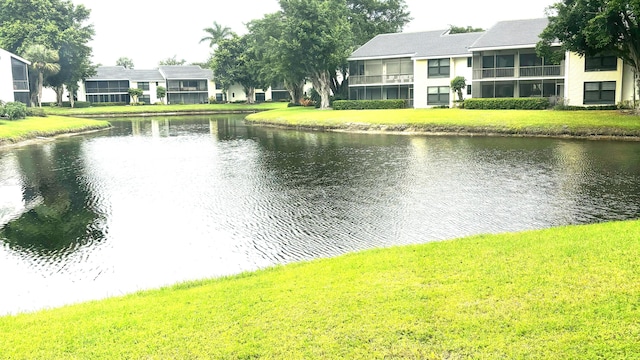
[{"xmin": 0, "ymin": 141, "xmax": 106, "ymax": 260}]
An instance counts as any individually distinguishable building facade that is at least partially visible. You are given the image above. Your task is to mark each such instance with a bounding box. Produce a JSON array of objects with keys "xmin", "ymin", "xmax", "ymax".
[
  {"xmin": 0, "ymin": 48, "xmax": 30, "ymax": 106},
  {"xmin": 348, "ymin": 18, "xmax": 638, "ymax": 108}
]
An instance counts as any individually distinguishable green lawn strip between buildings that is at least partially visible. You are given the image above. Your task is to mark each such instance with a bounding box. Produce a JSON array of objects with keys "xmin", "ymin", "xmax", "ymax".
[
  {"xmin": 43, "ymin": 102, "xmax": 288, "ymax": 116},
  {"xmin": 0, "ymin": 116, "xmax": 111, "ymax": 145},
  {"xmin": 1, "ymin": 220, "xmax": 638, "ymax": 359},
  {"xmin": 246, "ymin": 107, "xmax": 640, "ymax": 138}
]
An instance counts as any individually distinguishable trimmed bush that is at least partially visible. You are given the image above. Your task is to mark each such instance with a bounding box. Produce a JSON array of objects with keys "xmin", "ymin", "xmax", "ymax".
[
  {"xmin": 3, "ymin": 102, "xmax": 28, "ymax": 120},
  {"xmin": 464, "ymin": 98, "xmax": 550, "ymax": 110},
  {"xmin": 333, "ymin": 100, "xmax": 406, "ymax": 110},
  {"xmin": 89, "ymin": 102, "xmax": 127, "ymax": 107}
]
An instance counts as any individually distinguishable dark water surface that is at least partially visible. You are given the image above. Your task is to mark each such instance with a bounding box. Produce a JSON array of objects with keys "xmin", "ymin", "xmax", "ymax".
[{"xmin": 1, "ymin": 115, "xmax": 639, "ymax": 314}]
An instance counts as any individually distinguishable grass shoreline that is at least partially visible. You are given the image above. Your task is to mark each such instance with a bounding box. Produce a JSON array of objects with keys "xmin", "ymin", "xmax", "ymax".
[
  {"xmin": 1, "ymin": 220, "xmax": 638, "ymax": 358},
  {"xmin": 0, "ymin": 115, "xmax": 111, "ymax": 147},
  {"xmin": 246, "ymin": 107, "xmax": 640, "ymax": 140}
]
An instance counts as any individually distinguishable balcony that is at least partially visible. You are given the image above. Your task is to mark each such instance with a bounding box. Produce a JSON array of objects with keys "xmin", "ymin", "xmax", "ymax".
[
  {"xmin": 473, "ymin": 65, "xmax": 564, "ymax": 80},
  {"xmin": 13, "ymin": 81, "xmax": 29, "ymax": 91},
  {"xmin": 350, "ymin": 74, "xmax": 414, "ymax": 85}
]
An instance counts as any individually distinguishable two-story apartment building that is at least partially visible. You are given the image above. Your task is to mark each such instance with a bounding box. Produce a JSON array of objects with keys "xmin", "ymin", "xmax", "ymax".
[
  {"xmin": 348, "ymin": 18, "xmax": 638, "ymax": 108},
  {"xmin": 0, "ymin": 48, "xmax": 30, "ymax": 106},
  {"xmin": 78, "ymin": 65, "xmax": 217, "ymax": 105}
]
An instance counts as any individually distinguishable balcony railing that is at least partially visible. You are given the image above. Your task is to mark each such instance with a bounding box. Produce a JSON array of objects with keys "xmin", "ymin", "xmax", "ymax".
[
  {"xmin": 13, "ymin": 81, "xmax": 29, "ymax": 91},
  {"xmin": 474, "ymin": 65, "xmax": 564, "ymax": 79},
  {"xmin": 349, "ymin": 74, "xmax": 414, "ymax": 85},
  {"xmin": 519, "ymin": 65, "xmax": 563, "ymax": 77},
  {"xmin": 473, "ymin": 67, "xmax": 515, "ymax": 79}
]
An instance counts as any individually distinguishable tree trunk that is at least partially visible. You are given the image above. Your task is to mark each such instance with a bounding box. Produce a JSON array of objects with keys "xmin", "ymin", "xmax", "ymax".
[
  {"xmin": 37, "ymin": 72, "xmax": 44, "ymax": 107},
  {"xmin": 311, "ymin": 71, "xmax": 332, "ymax": 109},
  {"xmin": 285, "ymin": 79, "xmax": 304, "ymax": 104},
  {"xmin": 55, "ymin": 86, "xmax": 64, "ymax": 106},
  {"xmin": 245, "ymin": 86, "xmax": 255, "ymax": 104}
]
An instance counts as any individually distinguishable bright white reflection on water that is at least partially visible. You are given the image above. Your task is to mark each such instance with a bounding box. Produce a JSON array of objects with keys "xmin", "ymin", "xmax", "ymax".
[{"xmin": 1, "ymin": 115, "xmax": 639, "ymax": 315}]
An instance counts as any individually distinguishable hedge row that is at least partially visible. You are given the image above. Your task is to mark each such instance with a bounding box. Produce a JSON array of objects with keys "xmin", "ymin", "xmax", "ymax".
[
  {"xmin": 333, "ymin": 99, "xmax": 406, "ymax": 110},
  {"xmin": 464, "ymin": 98, "xmax": 550, "ymax": 110}
]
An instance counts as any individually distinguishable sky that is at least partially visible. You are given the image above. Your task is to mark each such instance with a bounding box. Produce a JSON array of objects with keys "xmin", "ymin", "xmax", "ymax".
[{"xmin": 75, "ymin": 0, "xmax": 558, "ymax": 69}]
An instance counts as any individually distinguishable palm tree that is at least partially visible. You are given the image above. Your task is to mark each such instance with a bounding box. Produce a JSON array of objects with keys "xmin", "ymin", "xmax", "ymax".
[
  {"xmin": 199, "ymin": 22, "xmax": 235, "ymax": 49},
  {"xmin": 22, "ymin": 44, "xmax": 61, "ymax": 107}
]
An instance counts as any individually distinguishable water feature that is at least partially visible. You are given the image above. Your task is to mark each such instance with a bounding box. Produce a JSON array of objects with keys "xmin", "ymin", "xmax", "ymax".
[{"xmin": 1, "ymin": 115, "xmax": 639, "ymax": 315}]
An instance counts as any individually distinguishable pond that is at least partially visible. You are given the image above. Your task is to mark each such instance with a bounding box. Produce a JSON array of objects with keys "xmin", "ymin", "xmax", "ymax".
[{"xmin": 1, "ymin": 115, "xmax": 639, "ymax": 315}]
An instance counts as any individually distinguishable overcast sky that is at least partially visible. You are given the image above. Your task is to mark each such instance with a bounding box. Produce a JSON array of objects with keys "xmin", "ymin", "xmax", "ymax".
[{"xmin": 74, "ymin": 0, "xmax": 558, "ymax": 69}]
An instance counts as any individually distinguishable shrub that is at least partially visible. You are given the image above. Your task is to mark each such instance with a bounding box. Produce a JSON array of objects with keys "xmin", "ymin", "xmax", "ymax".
[
  {"xmin": 287, "ymin": 102, "xmax": 303, "ymax": 107},
  {"xmin": 90, "ymin": 102, "xmax": 127, "ymax": 107},
  {"xmin": 463, "ymin": 98, "xmax": 550, "ymax": 110},
  {"xmin": 332, "ymin": 100, "xmax": 406, "ymax": 110},
  {"xmin": 3, "ymin": 102, "xmax": 28, "ymax": 120},
  {"xmin": 617, "ymin": 100, "xmax": 640, "ymax": 110},
  {"xmin": 27, "ymin": 107, "xmax": 47, "ymax": 117}
]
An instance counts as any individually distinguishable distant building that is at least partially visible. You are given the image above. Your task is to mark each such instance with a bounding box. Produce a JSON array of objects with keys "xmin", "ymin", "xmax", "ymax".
[
  {"xmin": 0, "ymin": 48, "xmax": 30, "ymax": 106},
  {"xmin": 349, "ymin": 18, "xmax": 637, "ymax": 108}
]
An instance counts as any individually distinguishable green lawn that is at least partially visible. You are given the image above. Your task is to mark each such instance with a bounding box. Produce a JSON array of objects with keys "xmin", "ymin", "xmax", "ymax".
[
  {"xmin": 246, "ymin": 107, "xmax": 640, "ymax": 137},
  {"xmin": 0, "ymin": 116, "xmax": 111, "ymax": 145},
  {"xmin": 1, "ymin": 220, "xmax": 638, "ymax": 359},
  {"xmin": 43, "ymin": 102, "xmax": 288, "ymax": 116}
]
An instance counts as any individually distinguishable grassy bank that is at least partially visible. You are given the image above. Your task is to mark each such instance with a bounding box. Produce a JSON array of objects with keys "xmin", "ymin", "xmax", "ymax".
[
  {"xmin": 0, "ymin": 116, "xmax": 111, "ymax": 145},
  {"xmin": 1, "ymin": 220, "xmax": 638, "ymax": 359},
  {"xmin": 43, "ymin": 102, "xmax": 288, "ymax": 117},
  {"xmin": 246, "ymin": 107, "xmax": 640, "ymax": 138}
]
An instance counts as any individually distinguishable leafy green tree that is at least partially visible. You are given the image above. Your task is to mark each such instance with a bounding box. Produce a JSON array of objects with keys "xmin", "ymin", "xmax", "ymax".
[
  {"xmin": 116, "ymin": 57, "xmax": 134, "ymax": 69},
  {"xmin": 537, "ymin": 0, "xmax": 640, "ymax": 110},
  {"xmin": 450, "ymin": 76, "xmax": 467, "ymax": 101},
  {"xmin": 347, "ymin": 0, "xmax": 412, "ymax": 47},
  {"xmin": 199, "ymin": 21, "xmax": 235, "ymax": 49},
  {"xmin": 279, "ymin": 0, "xmax": 353, "ymax": 109},
  {"xmin": 22, "ymin": 44, "xmax": 61, "ymax": 107},
  {"xmin": 159, "ymin": 55, "xmax": 187, "ymax": 66},
  {"xmin": 212, "ymin": 35, "xmax": 267, "ymax": 104},
  {"xmin": 156, "ymin": 86, "xmax": 167, "ymax": 103},
  {"xmin": 128, "ymin": 88, "xmax": 144, "ymax": 104},
  {"xmin": 448, "ymin": 25, "xmax": 484, "ymax": 34},
  {"xmin": 0, "ymin": 0, "xmax": 94, "ymax": 107},
  {"xmin": 246, "ymin": 12, "xmax": 307, "ymax": 104}
]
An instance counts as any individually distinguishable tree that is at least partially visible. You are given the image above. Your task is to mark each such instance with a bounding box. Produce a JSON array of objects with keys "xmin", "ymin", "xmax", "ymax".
[
  {"xmin": 246, "ymin": 12, "xmax": 307, "ymax": 104},
  {"xmin": 116, "ymin": 57, "xmax": 134, "ymax": 69},
  {"xmin": 347, "ymin": 0, "xmax": 412, "ymax": 47},
  {"xmin": 159, "ymin": 55, "xmax": 187, "ymax": 66},
  {"xmin": 279, "ymin": 0, "xmax": 353, "ymax": 109},
  {"xmin": 128, "ymin": 88, "xmax": 143, "ymax": 104},
  {"xmin": 22, "ymin": 44, "xmax": 61, "ymax": 107},
  {"xmin": 156, "ymin": 86, "xmax": 166, "ymax": 103},
  {"xmin": 199, "ymin": 21, "xmax": 235, "ymax": 49},
  {"xmin": 450, "ymin": 76, "xmax": 467, "ymax": 102},
  {"xmin": 0, "ymin": 0, "xmax": 94, "ymax": 107},
  {"xmin": 212, "ymin": 35, "xmax": 267, "ymax": 104},
  {"xmin": 448, "ymin": 25, "xmax": 484, "ymax": 34},
  {"xmin": 537, "ymin": 0, "xmax": 640, "ymax": 110}
]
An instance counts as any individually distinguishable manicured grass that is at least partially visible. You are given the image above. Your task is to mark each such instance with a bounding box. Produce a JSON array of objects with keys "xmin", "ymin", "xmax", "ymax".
[
  {"xmin": 1, "ymin": 220, "xmax": 639, "ymax": 359},
  {"xmin": 43, "ymin": 102, "xmax": 288, "ymax": 116},
  {"xmin": 0, "ymin": 116, "xmax": 111, "ymax": 145},
  {"xmin": 246, "ymin": 107, "xmax": 640, "ymax": 137}
]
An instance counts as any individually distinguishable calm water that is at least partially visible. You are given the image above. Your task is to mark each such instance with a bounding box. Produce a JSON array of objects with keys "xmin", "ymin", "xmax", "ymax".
[{"xmin": 1, "ymin": 115, "xmax": 639, "ymax": 315}]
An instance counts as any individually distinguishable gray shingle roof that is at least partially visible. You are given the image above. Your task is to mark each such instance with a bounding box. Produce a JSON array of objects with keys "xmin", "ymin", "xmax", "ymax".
[
  {"xmin": 349, "ymin": 30, "xmax": 485, "ymax": 60},
  {"xmin": 129, "ymin": 69, "xmax": 164, "ymax": 81},
  {"xmin": 88, "ymin": 66, "xmax": 211, "ymax": 81},
  {"xmin": 159, "ymin": 65, "xmax": 213, "ymax": 80},
  {"xmin": 469, "ymin": 18, "xmax": 549, "ymax": 50},
  {"xmin": 90, "ymin": 66, "xmax": 130, "ymax": 80}
]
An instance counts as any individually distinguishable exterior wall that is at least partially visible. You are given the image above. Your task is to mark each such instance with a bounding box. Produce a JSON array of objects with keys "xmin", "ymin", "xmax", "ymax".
[
  {"xmin": 0, "ymin": 49, "xmax": 30, "ymax": 105},
  {"xmin": 621, "ymin": 63, "xmax": 637, "ymax": 104},
  {"xmin": 0, "ymin": 49, "xmax": 15, "ymax": 103},
  {"xmin": 227, "ymin": 83, "xmax": 247, "ymax": 102},
  {"xmin": 565, "ymin": 52, "xmax": 624, "ymax": 106},
  {"xmin": 131, "ymin": 80, "xmax": 167, "ymax": 104},
  {"xmin": 414, "ymin": 57, "xmax": 472, "ymax": 108}
]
